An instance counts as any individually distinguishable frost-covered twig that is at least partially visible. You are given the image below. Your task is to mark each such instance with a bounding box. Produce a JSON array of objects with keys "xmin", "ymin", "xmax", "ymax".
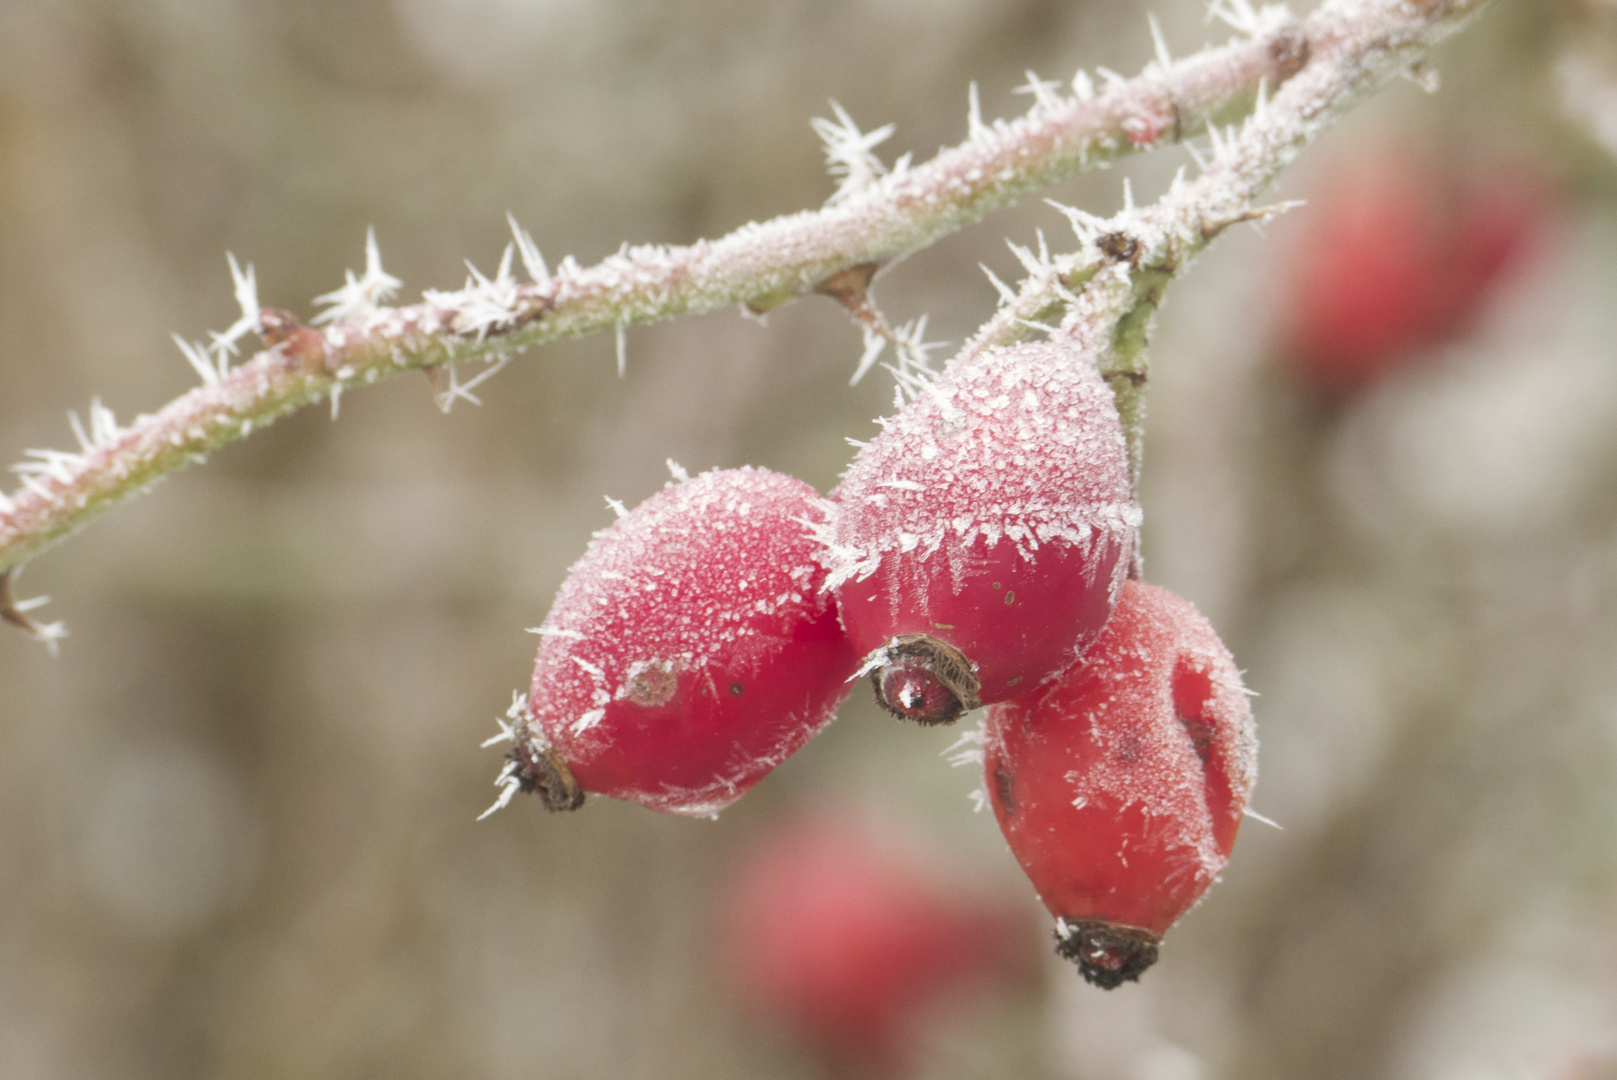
[
  {"xmin": 0, "ymin": 8, "xmax": 1318, "ymax": 585},
  {"xmin": 0, "ymin": 0, "xmax": 1485, "ymax": 608},
  {"xmin": 957, "ymin": 0, "xmax": 1492, "ymax": 486}
]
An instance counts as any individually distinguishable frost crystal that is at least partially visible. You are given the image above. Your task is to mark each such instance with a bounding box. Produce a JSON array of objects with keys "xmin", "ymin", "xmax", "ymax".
[
  {"xmin": 208, "ymin": 253, "xmax": 261, "ymax": 359},
  {"xmin": 811, "ymin": 101, "xmax": 896, "ymax": 206},
  {"xmin": 313, "ymin": 228, "xmax": 402, "ymax": 326}
]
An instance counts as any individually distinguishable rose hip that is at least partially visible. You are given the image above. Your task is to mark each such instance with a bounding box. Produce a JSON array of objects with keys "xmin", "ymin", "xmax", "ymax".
[
  {"xmin": 984, "ymin": 580, "xmax": 1257, "ymax": 988},
  {"xmin": 505, "ymin": 467, "xmax": 859, "ymax": 817},
  {"xmin": 824, "ymin": 340, "xmax": 1139, "ymax": 723}
]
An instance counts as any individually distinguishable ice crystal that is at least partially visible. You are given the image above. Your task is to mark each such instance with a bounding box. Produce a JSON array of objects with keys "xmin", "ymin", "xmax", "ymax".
[
  {"xmin": 506, "ymin": 212, "xmax": 550, "ymax": 284},
  {"xmin": 313, "ymin": 228, "xmax": 401, "ymax": 326},
  {"xmin": 208, "ymin": 254, "xmax": 261, "ymax": 359},
  {"xmin": 811, "ymin": 101, "xmax": 895, "ymax": 206}
]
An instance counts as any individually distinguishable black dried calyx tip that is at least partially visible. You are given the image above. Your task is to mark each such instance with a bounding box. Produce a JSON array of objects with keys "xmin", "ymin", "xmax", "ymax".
[
  {"xmin": 511, "ymin": 737, "xmax": 585, "ymax": 812},
  {"xmin": 1055, "ymin": 920, "xmax": 1161, "ymax": 990},
  {"xmin": 872, "ymin": 634, "xmax": 982, "ymax": 726}
]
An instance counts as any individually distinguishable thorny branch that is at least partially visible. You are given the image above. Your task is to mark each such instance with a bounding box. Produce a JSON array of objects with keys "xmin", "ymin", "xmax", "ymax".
[
  {"xmin": 1, "ymin": 0, "xmax": 1492, "ymax": 646},
  {"xmin": 955, "ymin": 0, "xmax": 1492, "ymax": 487}
]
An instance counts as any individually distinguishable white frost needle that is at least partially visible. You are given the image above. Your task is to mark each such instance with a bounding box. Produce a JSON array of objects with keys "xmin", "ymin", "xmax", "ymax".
[
  {"xmin": 173, "ymin": 334, "xmax": 218, "ymax": 386},
  {"xmin": 478, "ymin": 760, "xmax": 523, "ymax": 820},
  {"xmin": 811, "ymin": 100, "xmax": 895, "ymax": 205},
  {"xmin": 1244, "ymin": 807, "xmax": 1284, "ymax": 830},
  {"xmin": 434, "ymin": 355, "xmax": 511, "ymax": 412},
  {"xmin": 1014, "ymin": 70, "xmax": 1066, "ymax": 115},
  {"xmin": 1148, "ymin": 13, "xmax": 1174, "ymax": 71},
  {"xmin": 507, "ymin": 211, "xmax": 550, "ymax": 283},
  {"xmin": 313, "ymin": 227, "xmax": 401, "ymax": 325},
  {"xmin": 967, "ymin": 82, "xmax": 987, "ymax": 142},
  {"xmin": 67, "ymin": 411, "xmax": 92, "ymax": 453},
  {"xmin": 604, "ymin": 496, "xmax": 628, "ymax": 520},
  {"xmin": 209, "ymin": 253, "xmax": 261, "ymax": 359},
  {"xmin": 849, "ymin": 324, "xmax": 887, "ymax": 386},
  {"xmin": 981, "ymin": 263, "xmax": 1017, "ymax": 306},
  {"xmin": 529, "ymin": 626, "xmax": 585, "ymax": 640}
]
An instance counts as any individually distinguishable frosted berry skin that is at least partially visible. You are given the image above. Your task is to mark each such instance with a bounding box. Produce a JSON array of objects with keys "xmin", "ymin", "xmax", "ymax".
[
  {"xmin": 984, "ymin": 580, "xmax": 1257, "ymax": 988},
  {"xmin": 521, "ymin": 468, "xmax": 860, "ymax": 817},
  {"xmin": 823, "ymin": 340, "xmax": 1139, "ymax": 722}
]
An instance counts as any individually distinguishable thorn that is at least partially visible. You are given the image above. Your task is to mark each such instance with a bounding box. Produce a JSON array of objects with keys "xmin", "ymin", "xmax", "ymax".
[{"xmin": 0, "ymin": 568, "xmax": 68, "ymax": 656}]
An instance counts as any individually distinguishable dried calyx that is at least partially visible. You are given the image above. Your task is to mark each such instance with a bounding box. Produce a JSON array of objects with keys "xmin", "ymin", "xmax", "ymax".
[
  {"xmin": 1055, "ymin": 920, "xmax": 1161, "ymax": 990},
  {"xmin": 506, "ymin": 733, "xmax": 585, "ymax": 812},
  {"xmin": 870, "ymin": 634, "xmax": 981, "ymax": 725}
]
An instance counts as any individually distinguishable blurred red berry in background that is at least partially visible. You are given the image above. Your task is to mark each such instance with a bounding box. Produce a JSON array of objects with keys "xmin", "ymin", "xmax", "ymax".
[
  {"xmin": 717, "ymin": 813, "xmax": 1028, "ymax": 1072},
  {"xmin": 1279, "ymin": 139, "xmax": 1552, "ymax": 395}
]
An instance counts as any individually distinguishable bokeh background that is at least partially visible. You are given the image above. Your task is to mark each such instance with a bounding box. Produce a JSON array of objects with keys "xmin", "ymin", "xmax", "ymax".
[{"xmin": 3, "ymin": 0, "xmax": 1616, "ymax": 1077}]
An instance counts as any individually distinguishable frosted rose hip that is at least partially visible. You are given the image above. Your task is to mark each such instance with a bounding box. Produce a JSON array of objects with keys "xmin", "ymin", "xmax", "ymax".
[
  {"xmin": 984, "ymin": 580, "xmax": 1257, "ymax": 988},
  {"xmin": 824, "ymin": 340, "xmax": 1138, "ymax": 722},
  {"xmin": 502, "ymin": 467, "xmax": 860, "ymax": 817}
]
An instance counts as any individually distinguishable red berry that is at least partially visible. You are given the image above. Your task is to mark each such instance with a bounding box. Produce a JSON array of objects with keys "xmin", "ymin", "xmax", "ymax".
[
  {"xmin": 506, "ymin": 468, "xmax": 860, "ymax": 816},
  {"xmin": 1280, "ymin": 143, "xmax": 1550, "ymax": 395},
  {"xmin": 983, "ymin": 580, "xmax": 1257, "ymax": 988},
  {"xmin": 718, "ymin": 814, "xmax": 1024, "ymax": 1067},
  {"xmin": 824, "ymin": 341, "xmax": 1138, "ymax": 723}
]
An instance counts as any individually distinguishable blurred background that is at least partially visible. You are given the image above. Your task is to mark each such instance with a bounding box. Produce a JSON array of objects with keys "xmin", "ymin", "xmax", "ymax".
[{"xmin": 2, "ymin": 0, "xmax": 1616, "ymax": 1076}]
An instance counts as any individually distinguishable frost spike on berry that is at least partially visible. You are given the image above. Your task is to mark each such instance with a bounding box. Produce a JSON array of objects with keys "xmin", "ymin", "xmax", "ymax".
[
  {"xmin": 520, "ymin": 467, "xmax": 860, "ymax": 817},
  {"xmin": 824, "ymin": 339, "xmax": 1139, "ymax": 721},
  {"xmin": 985, "ymin": 581, "xmax": 1258, "ymax": 988}
]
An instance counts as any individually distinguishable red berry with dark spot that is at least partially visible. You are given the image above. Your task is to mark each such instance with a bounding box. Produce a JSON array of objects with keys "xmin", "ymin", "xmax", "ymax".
[
  {"xmin": 506, "ymin": 468, "xmax": 860, "ymax": 816},
  {"xmin": 823, "ymin": 340, "xmax": 1138, "ymax": 724},
  {"xmin": 718, "ymin": 813, "xmax": 1027, "ymax": 1068},
  {"xmin": 984, "ymin": 580, "xmax": 1257, "ymax": 988}
]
